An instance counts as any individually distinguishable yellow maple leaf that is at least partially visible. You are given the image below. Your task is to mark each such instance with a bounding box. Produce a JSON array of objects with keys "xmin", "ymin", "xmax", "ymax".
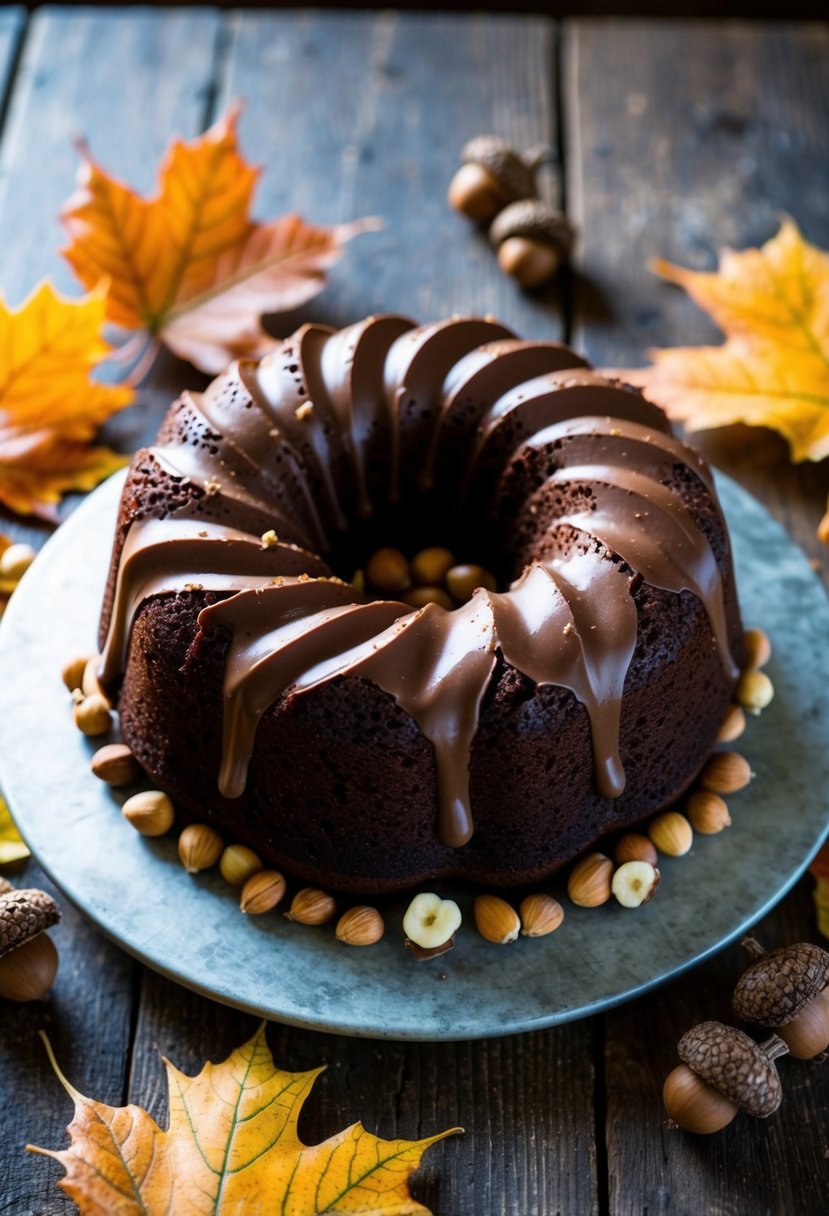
[
  {"xmin": 650, "ymin": 217, "xmax": 829, "ymax": 355},
  {"xmin": 626, "ymin": 218, "xmax": 829, "ymax": 463},
  {"xmin": 29, "ymin": 1023, "xmax": 460, "ymax": 1215},
  {"xmin": 0, "ymin": 282, "xmax": 131, "ymax": 520},
  {"xmin": 0, "ymin": 794, "xmax": 30, "ymax": 865},
  {"xmin": 62, "ymin": 106, "xmax": 378, "ymax": 375}
]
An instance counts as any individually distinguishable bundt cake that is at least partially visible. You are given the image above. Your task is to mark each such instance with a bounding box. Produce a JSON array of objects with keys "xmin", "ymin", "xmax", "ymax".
[{"xmin": 98, "ymin": 315, "xmax": 743, "ymax": 893}]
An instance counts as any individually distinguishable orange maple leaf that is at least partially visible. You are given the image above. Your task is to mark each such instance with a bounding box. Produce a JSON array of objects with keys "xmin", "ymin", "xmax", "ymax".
[
  {"xmin": 624, "ymin": 218, "xmax": 829, "ymax": 464},
  {"xmin": 29, "ymin": 1023, "xmax": 460, "ymax": 1215},
  {"xmin": 62, "ymin": 105, "xmax": 378, "ymax": 375},
  {"xmin": 0, "ymin": 282, "xmax": 131, "ymax": 520}
]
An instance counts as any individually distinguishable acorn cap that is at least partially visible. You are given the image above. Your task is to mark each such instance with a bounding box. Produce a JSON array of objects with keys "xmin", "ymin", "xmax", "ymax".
[
  {"xmin": 678, "ymin": 1020, "xmax": 785, "ymax": 1118},
  {"xmin": 0, "ymin": 888, "xmax": 60, "ymax": 958},
  {"xmin": 489, "ymin": 199, "xmax": 576, "ymax": 258},
  {"xmin": 733, "ymin": 939, "xmax": 829, "ymax": 1027},
  {"xmin": 460, "ymin": 136, "xmax": 538, "ymax": 205}
]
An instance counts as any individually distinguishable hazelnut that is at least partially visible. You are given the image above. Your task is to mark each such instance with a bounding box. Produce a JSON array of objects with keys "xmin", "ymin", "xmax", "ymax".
[
  {"xmin": 365, "ymin": 547, "xmax": 410, "ymax": 594},
  {"xmin": 735, "ymin": 670, "xmax": 774, "ymax": 715},
  {"xmin": 403, "ymin": 892, "xmax": 462, "ymax": 951},
  {"xmin": 122, "ymin": 790, "xmax": 175, "ymax": 837},
  {"xmin": 699, "ymin": 752, "xmax": 753, "ymax": 795},
  {"xmin": 178, "ymin": 824, "xmax": 224, "ymax": 873},
  {"xmin": 648, "ymin": 811, "xmax": 693, "ymax": 857},
  {"xmin": 73, "ymin": 693, "xmax": 112, "ymax": 737},
  {"xmin": 613, "ymin": 833, "xmax": 658, "ymax": 867},
  {"xmin": 284, "ymin": 887, "xmax": 337, "ymax": 925},
  {"xmin": 445, "ymin": 563, "xmax": 497, "ymax": 604},
  {"xmin": 567, "ymin": 853, "xmax": 613, "ymax": 907},
  {"xmin": 519, "ymin": 893, "xmax": 564, "ymax": 937},
  {"xmin": 473, "ymin": 894, "xmax": 520, "ymax": 944},
  {"xmin": 219, "ymin": 844, "xmax": 263, "ymax": 887},
  {"xmin": 240, "ymin": 870, "xmax": 286, "ymax": 915},
  {"xmin": 611, "ymin": 861, "xmax": 660, "ymax": 908},
  {"xmin": 90, "ymin": 743, "xmax": 141, "ymax": 787},
  {"xmin": 335, "ymin": 906, "xmax": 385, "ymax": 946},
  {"xmin": 687, "ymin": 790, "xmax": 731, "ymax": 835},
  {"xmin": 61, "ymin": 653, "xmax": 93, "ymax": 693},
  {"xmin": 716, "ymin": 703, "xmax": 746, "ymax": 744},
  {"xmin": 410, "ymin": 546, "xmax": 456, "ymax": 586},
  {"xmin": 742, "ymin": 627, "xmax": 771, "ymax": 670}
]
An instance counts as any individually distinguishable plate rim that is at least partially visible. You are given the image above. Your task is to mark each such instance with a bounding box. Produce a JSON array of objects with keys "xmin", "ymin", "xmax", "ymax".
[{"xmin": 1, "ymin": 468, "xmax": 827, "ymax": 1040}]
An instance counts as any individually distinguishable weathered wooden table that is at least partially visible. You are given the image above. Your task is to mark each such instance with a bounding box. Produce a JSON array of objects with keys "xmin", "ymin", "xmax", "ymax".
[{"xmin": 1, "ymin": 9, "xmax": 827, "ymax": 1214}]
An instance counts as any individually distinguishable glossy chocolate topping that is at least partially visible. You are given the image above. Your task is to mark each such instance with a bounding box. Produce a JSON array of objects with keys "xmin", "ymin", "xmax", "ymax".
[{"xmin": 102, "ymin": 316, "xmax": 739, "ymax": 850}]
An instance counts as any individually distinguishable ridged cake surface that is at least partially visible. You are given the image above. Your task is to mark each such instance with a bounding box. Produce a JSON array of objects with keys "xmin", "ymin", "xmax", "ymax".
[{"xmin": 100, "ymin": 316, "xmax": 742, "ymax": 892}]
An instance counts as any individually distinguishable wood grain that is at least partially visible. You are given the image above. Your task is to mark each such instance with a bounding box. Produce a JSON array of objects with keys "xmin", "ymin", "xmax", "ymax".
[
  {"xmin": 132, "ymin": 970, "xmax": 599, "ymax": 1216},
  {"xmin": 217, "ymin": 10, "xmax": 565, "ymax": 339},
  {"xmin": 0, "ymin": 8, "xmax": 220, "ymax": 1212},
  {"xmin": 565, "ymin": 19, "xmax": 829, "ymax": 583},
  {"xmin": 566, "ymin": 20, "xmax": 829, "ymax": 1215},
  {"xmin": 601, "ymin": 880, "xmax": 828, "ymax": 1216},
  {"xmin": 0, "ymin": 5, "xmax": 221, "ymax": 543}
]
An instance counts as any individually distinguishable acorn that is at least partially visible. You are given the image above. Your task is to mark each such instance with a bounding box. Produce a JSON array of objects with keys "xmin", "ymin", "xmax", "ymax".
[
  {"xmin": 0, "ymin": 887, "xmax": 60, "ymax": 1002},
  {"xmin": 663, "ymin": 1020, "xmax": 788, "ymax": 1134},
  {"xmin": 448, "ymin": 136, "xmax": 543, "ymax": 224},
  {"xmin": 732, "ymin": 937, "xmax": 829, "ymax": 1060},
  {"xmin": 489, "ymin": 199, "xmax": 576, "ymax": 288}
]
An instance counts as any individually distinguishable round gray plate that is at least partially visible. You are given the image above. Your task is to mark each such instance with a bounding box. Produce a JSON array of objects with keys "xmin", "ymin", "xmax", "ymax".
[{"xmin": 0, "ymin": 471, "xmax": 827, "ymax": 1040}]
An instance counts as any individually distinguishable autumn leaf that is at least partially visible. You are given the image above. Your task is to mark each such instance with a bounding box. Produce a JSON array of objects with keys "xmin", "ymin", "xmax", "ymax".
[
  {"xmin": 29, "ymin": 1023, "xmax": 460, "ymax": 1215},
  {"xmin": 0, "ymin": 795, "xmax": 30, "ymax": 865},
  {"xmin": 61, "ymin": 105, "xmax": 379, "ymax": 375},
  {"xmin": 0, "ymin": 282, "xmax": 131, "ymax": 520},
  {"xmin": 811, "ymin": 846, "xmax": 829, "ymax": 940},
  {"xmin": 624, "ymin": 218, "xmax": 829, "ymax": 463}
]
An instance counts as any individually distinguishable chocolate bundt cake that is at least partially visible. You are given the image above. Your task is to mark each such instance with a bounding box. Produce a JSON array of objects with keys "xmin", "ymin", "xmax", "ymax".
[{"xmin": 99, "ymin": 315, "xmax": 743, "ymax": 892}]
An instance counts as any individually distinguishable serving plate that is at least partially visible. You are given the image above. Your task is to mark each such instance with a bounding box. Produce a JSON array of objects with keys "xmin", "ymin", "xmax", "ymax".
[{"xmin": 0, "ymin": 470, "xmax": 827, "ymax": 1039}]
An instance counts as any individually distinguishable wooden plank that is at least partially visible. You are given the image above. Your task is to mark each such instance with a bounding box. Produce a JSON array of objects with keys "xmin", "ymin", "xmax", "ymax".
[
  {"xmin": 125, "ymin": 15, "xmax": 598, "ymax": 1216},
  {"xmin": 0, "ymin": 5, "xmax": 221, "ymax": 544},
  {"xmin": 218, "ymin": 11, "xmax": 565, "ymax": 338},
  {"xmin": 132, "ymin": 969, "xmax": 598, "ymax": 1216},
  {"xmin": 566, "ymin": 19, "xmax": 829, "ymax": 585},
  {"xmin": 565, "ymin": 20, "xmax": 829, "ymax": 1216},
  {"xmin": 0, "ymin": 8, "xmax": 23, "ymax": 109},
  {"xmin": 0, "ymin": 9, "xmax": 220, "ymax": 1213},
  {"xmin": 602, "ymin": 879, "xmax": 828, "ymax": 1216}
]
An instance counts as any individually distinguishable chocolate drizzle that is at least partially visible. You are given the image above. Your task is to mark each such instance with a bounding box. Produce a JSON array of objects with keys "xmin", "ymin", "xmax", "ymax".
[{"xmin": 101, "ymin": 316, "xmax": 740, "ymax": 851}]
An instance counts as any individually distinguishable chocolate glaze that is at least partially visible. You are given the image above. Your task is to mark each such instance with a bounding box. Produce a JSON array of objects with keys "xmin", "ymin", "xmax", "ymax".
[{"xmin": 101, "ymin": 316, "xmax": 740, "ymax": 851}]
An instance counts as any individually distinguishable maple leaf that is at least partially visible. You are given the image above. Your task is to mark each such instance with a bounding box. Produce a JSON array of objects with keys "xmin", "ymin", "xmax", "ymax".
[
  {"xmin": 624, "ymin": 218, "xmax": 829, "ymax": 463},
  {"xmin": 811, "ymin": 846, "xmax": 829, "ymax": 940},
  {"xmin": 61, "ymin": 105, "xmax": 379, "ymax": 375},
  {"xmin": 0, "ymin": 795, "xmax": 30, "ymax": 865},
  {"xmin": 0, "ymin": 282, "xmax": 131, "ymax": 520},
  {"xmin": 28, "ymin": 1023, "xmax": 460, "ymax": 1215}
]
